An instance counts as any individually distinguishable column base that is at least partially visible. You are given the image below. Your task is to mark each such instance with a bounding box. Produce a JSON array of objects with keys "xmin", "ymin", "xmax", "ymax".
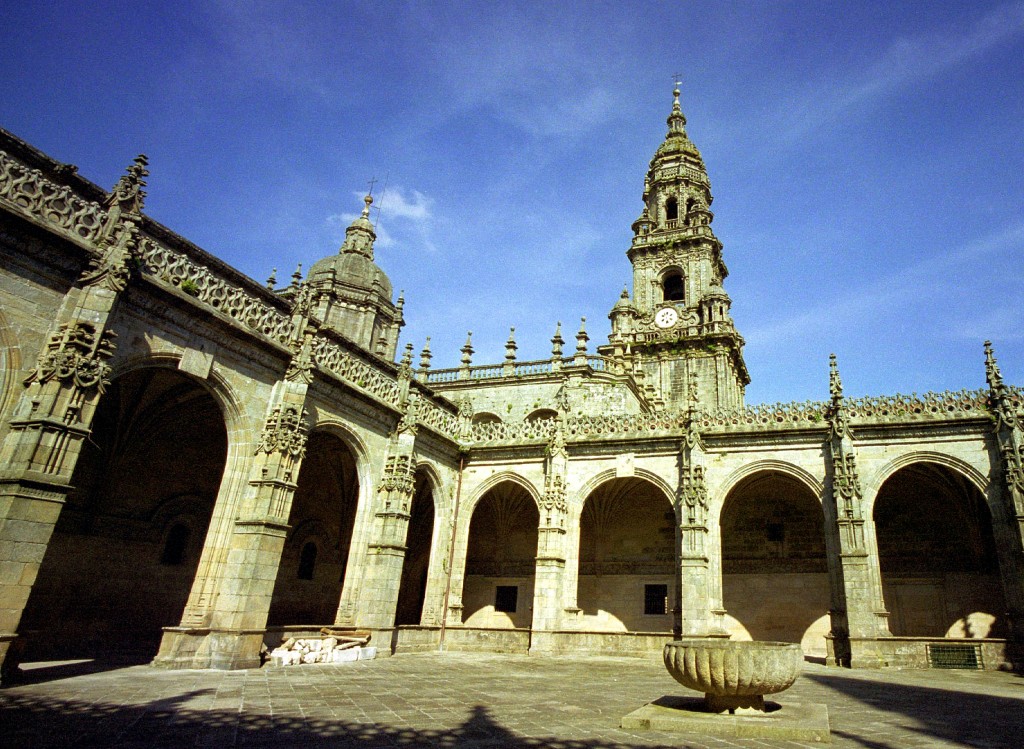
[{"xmin": 152, "ymin": 626, "xmax": 265, "ymax": 670}]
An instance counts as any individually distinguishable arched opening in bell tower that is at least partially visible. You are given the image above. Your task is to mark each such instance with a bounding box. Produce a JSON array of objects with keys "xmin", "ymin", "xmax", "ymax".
[
  {"xmin": 665, "ymin": 197, "xmax": 678, "ymax": 224},
  {"xmin": 662, "ymin": 271, "xmax": 685, "ymax": 303}
]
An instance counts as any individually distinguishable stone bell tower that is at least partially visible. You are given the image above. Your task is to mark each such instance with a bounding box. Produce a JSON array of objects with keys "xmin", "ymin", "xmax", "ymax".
[{"xmin": 604, "ymin": 84, "xmax": 749, "ymax": 411}]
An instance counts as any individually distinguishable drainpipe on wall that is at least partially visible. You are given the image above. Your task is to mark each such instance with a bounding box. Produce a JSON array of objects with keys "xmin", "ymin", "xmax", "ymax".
[{"xmin": 439, "ymin": 453, "xmax": 465, "ymax": 652}]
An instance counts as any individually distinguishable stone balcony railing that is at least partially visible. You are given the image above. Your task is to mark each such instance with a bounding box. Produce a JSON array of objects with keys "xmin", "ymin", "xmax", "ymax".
[
  {"xmin": 466, "ymin": 388, "xmax": 999, "ymax": 446},
  {"xmin": 425, "ymin": 355, "xmax": 609, "ymax": 385}
]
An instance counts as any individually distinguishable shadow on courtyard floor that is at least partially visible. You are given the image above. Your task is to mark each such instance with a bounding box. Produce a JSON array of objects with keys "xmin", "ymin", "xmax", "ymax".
[
  {"xmin": 0, "ymin": 694, "xmax": 690, "ymax": 749},
  {"xmin": 805, "ymin": 670, "xmax": 1023, "ymax": 749},
  {"xmin": 5, "ymin": 653, "xmax": 155, "ymax": 686}
]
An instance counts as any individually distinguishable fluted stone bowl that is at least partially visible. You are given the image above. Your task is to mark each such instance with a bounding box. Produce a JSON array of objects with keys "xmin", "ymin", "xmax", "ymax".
[{"xmin": 663, "ymin": 639, "xmax": 803, "ymax": 713}]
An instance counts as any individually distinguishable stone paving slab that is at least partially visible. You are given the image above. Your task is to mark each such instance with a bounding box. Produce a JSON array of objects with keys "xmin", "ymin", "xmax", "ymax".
[{"xmin": 1, "ymin": 652, "xmax": 1022, "ymax": 748}]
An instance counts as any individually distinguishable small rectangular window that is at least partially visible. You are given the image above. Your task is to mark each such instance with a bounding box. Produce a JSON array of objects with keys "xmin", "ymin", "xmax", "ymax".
[
  {"xmin": 495, "ymin": 585, "xmax": 518, "ymax": 613},
  {"xmin": 644, "ymin": 584, "xmax": 668, "ymax": 616}
]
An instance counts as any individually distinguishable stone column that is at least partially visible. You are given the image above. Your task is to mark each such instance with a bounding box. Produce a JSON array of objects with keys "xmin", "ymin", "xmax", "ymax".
[
  {"xmin": 984, "ymin": 343, "xmax": 1024, "ymax": 652},
  {"xmin": 155, "ymin": 294, "xmax": 318, "ymax": 670},
  {"xmin": 677, "ymin": 383, "xmax": 718, "ymax": 637},
  {"xmin": 823, "ymin": 356, "xmax": 890, "ymax": 668},
  {"xmin": 530, "ymin": 418, "xmax": 569, "ymax": 653},
  {"xmin": 0, "ymin": 157, "xmax": 146, "ymax": 679},
  {"xmin": 348, "ymin": 387, "xmax": 420, "ymax": 631}
]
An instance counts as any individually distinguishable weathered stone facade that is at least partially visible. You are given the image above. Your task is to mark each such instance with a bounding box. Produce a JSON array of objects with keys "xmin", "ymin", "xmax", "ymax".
[{"xmin": 0, "ymin": 88, "xmax": 1021, "ymax": 678}]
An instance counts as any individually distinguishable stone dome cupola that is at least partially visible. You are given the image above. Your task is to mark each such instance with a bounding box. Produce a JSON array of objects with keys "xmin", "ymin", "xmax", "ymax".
[{"xmin": 306, "ymin": 193, "xmax": 404, "ymax": 359}]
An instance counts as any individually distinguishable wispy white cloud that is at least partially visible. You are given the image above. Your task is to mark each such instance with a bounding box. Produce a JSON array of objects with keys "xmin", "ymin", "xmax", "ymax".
[
  {"xmin": 326, "ymin": 186, "xmax": 435, "ymax": 252},
  {"xmin": 783, "ymin": 2, "xmax": 1024, "ymax": 138},
  {"xmin": 746, "ymin": 220, "xmax": 1024, "ymax": 346}
]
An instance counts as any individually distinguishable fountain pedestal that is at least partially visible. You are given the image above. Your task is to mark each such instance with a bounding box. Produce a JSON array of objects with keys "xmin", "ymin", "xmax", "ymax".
[{"xmin": 620, "ymin": 639, "xmax": 831, "ymax": 742}]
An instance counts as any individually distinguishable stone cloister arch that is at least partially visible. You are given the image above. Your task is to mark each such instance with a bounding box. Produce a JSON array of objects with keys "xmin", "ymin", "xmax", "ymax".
[
  {"xmin": 395, "ymin": 465, "xmax": 438, "ymax": 626},
  {"xmin": 719, "ymin": 470, "xmax": 830, "ymax": 657},
  {"xmin": 872, "ymin": 460, "xmax": 1007, "ymax": 639},
  {"xmin": 462, "ymin": 478, "xmax": 540, "ymax": 628},
  {"xmin": 576, "ymin": 476, "xmax": 676, "ymax": 633},
  {"xmin": 266, "ymin": 429, "xmax": 360, "ymax": 626},
  {"xmin": 17, "ymin": 365, "xmax": 229, "ymax": 662}
]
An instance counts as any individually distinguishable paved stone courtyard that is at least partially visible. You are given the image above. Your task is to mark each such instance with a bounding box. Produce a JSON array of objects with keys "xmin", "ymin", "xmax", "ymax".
[{"xmin": 1, "ymin": 652, "xmax": 1022, "ymax": 748}]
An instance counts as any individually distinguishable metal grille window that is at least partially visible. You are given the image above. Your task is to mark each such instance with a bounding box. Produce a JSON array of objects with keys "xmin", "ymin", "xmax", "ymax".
[
  {"xmin": 927, "ymin": 643, "xmax": 982, "ymax": 669},
  {"xmin": 644, "ymin": 584, "xmax": 668, "ymax": 615},
  {"xmin": 495, "ymin": 585, "xmax": 518, "ymax": 613}
]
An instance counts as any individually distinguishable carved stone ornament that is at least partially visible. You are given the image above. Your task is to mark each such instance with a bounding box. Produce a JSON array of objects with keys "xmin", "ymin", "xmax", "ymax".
[
  {"xmin": 680, "ymin": 463, "xmax": 708, "ymax": 526},
  {"xmin": 285, "ymin": 333, "xmax": 315, "ymax": 384},
  {"xmin": 24, "ymin": 322, "xmax": 117, "ymax": 394},
  {"xmin": 255, "ymin": 404, "xmax": 309, "ymax": 458},
  {"xmin": 832, "ymin": 451, "xmax": 863, "ymax": 519},
  {"xmin": 379, "ymin": 453, "xmax": 415, "ymax": 497},
  {"xmin": 397, "ymin": 395, "xmax": 419, "ymax": 436},
  {"xmin": 541, "ymin": 474, "xmax": 568, "ymax": 526},
  {"xmin": 79, "ymin": 217, "xmax": 141, "ymax": 291}
]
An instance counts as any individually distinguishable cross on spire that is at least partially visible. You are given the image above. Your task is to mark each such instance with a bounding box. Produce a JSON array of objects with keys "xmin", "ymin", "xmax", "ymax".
[
  {"xmin": 672, "ymin": 72, "xmax": 682, "ymax": 88},
  {"xmin": 367, "ymin": 177, "xmax": 379, "ymax": 197}
]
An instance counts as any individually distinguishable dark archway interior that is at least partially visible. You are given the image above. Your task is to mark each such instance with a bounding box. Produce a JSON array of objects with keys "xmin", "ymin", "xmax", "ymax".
[
  {"xmin": 874, "ymin": 463, "xmax": 1007, "ymax": 638},
  {"xmin": 18, "ymin": 368, "xmax": 227, "ymax": 662},
  {"xmin": 720, "ymin": 472, "xmax": 829, "ymax": 654},
  {"xmin": 267, "ymin": 431, "xmax": 358, "ymax": 626},
  {"xmin": 577, "ymin": 477, "xmax": 675, "ymax": 632},
  {"xmin": 395, "ymin": 471, "xmax": 435, "ymax": 626},
  {"xmin": 663, "ymin": 273, "xmax": 685, "ymax": 302},
  {"xmin": 463, "ymin": 482, "xmax": 538, "ymax": 628}
]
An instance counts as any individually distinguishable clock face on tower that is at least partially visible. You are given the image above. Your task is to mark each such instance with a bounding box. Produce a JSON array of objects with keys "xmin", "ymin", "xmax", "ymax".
[{"xmin": 654, "ymin": 306, "xmax": 679, "ymax": 329}]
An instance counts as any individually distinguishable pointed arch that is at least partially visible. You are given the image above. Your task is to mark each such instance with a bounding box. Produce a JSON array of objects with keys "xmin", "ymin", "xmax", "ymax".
[
  {"xmin": 466, "ymin": 471, "xmax": 542, "ymax": 515},
  {"xmin": 862, "ymin": 450, "xmax": 990, "ymax": 516}
]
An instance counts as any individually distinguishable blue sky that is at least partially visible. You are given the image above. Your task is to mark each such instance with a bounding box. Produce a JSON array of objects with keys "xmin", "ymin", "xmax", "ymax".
[{"xmin": 2, "ymin": 1, "xmax": 1022, "ymax": 405}]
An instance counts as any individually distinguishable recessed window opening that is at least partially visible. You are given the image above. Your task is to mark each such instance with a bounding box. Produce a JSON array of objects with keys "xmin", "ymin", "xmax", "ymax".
[
  {"xmin": 495, "ymin": 585, "xmax": 518, "ymax": 613},
  {"xmin": 665, "ymin": 197, "xmax": 678, "ymax": 222},
  {"xmin": 663, "ymin": 272, "xmax": 685, "ymax": 302},
  {"xmin": 160, "ymin": 523, "xmax": 190, "ymax": 566},
  {"xmin": 644, "ymin": 584, "xmax": 668, "ymax": 615},
  {"xmin": 297, "ymin": 542, "xmax": 318, "ymax": 580}
]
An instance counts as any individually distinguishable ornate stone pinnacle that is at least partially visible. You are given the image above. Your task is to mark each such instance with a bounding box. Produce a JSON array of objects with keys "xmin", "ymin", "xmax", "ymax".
[
  {"xmin": 401, "ymin": 342, "xmax": 414, "ymax": 367},
  {"xmin": 396, "ymin": 291, "xmax": 405, "ymax": 311},
  {"xmin": 829, "ymin": 353, "xmax": 843, "ymax": 403},
  {"xmin": 266, "ymin": 268, "xmax": 277, "ymax": 289},
  {"xmin": 505, "ymin": 327, "xmax": 518, "ymax": 362},
  {"xmin": 419, "ymin": 337, "xmax": 432, "ymax": 370},
  {"xmin": 985, "ymin": 340, "xmax": 1004, "ymax": 392},
  {"xmin": 551, "ymin": 322, "xmax": 564, "ymax": 358},
  {"xmin": 461, "ymin": 332, "xmax": 474, "ymax": 366},
  {"xmin": 290, "ymin": 263, "xmax": 303, "ymax": 287},
  {"xmin": 575, "ymin": 318, "xmax": 589, "ymax": 353}
]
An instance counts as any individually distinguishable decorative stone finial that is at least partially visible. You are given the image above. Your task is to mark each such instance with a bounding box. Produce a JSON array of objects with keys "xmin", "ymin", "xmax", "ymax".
[
  {"xmin": 505, "ymin": 327, "xmax": 518, "ymax": 362},
  {"xmin": 401, "ymin": 342, "xmax": 414, "ymax": 368},
  {"xmin": 551, "ymin": 322, "xmax": 564, "ymax": 359},
  {"xmin": 396, "ymin": 291, "xmax": 405, "ymax": 311},
  {"xmin": 266, "ymin": 268, "xmax": 277, "ymax": 290},
  {"xmin": 667, "ymin": 79, "xmax": 688, "ymax": 136},
  {"xmin": 361, "ymin": 194, "xmax": 373, "ymax": 218},
  {"xmin": 290, "ymin": 263, "xmax": 303, "ymax": 288},
  {"xmin": 985, "ymin": 340, "xmax": 1004, "ymax": 392},
  {"xmin": 829, "ymin": 353, "xmax": 843, "ymax": 404},
  {"xmin": 106, "ymin": 154, "xmax": 149, "ymax": 215},
  {"xmin": 575, "ymin": 317, "xmax": 589, "ymax": 353},
  {"xmin": 461, "ymin": 332, "xmax": 474, "ymax": 366},
  {"xmin": 419, "ymin": 337, "xmax": 432, "ymax": 370}
]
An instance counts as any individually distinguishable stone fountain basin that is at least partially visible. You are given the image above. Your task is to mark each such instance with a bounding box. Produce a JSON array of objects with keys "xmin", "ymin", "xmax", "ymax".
[{"xmin": 663, "ymin": 639, "xmax": 803, "ymax": 713}]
